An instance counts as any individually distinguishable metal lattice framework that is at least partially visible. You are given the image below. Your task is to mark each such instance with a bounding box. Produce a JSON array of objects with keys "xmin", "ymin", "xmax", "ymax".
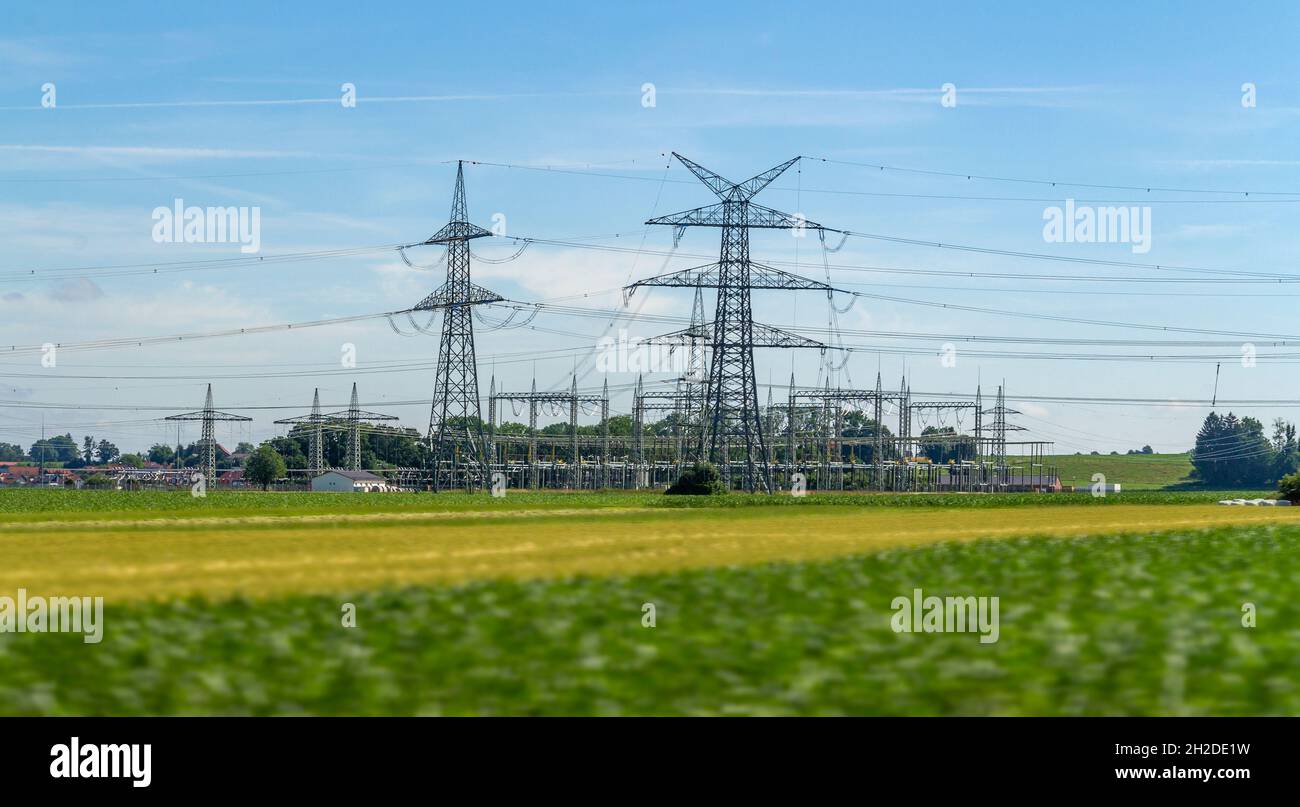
[
  {"xmin": 410, "ymin": 160, "xmax": 503, "ymax": 491},
  {"xmin": 682, "ymin": 286, "xmax": 708, "ymax": 426},
  {"xmin": 322, "ymin": 382, "xmax": 398, "ymax": 471},
  {"xmin": 627, "ymin": 153, "xmax": 841, "ymax": 493},
  {"xmin": 984, "ymin": 383, "xmax": 1025, "ymax": 468},
  {"xmin": 488, "ymin": 378, "xmax": 609, "ymax": 489},
  {"xmin": 633, "ymin": 380, "xmax": 700, "ymax": 467},
  {"xmin": 164, "ymin": 384, "xmax": 251, "ymax": 485},
  {"xmin": 274, "ymin": 388, "xmax": 328, "ymax": 475},
  {"xmin": 787, "ymin": 373, "xmax": 908, "ymax": 469},
  {"xmin": 907, "ymin": 399, "xmax": 981, "ymax": 461}
]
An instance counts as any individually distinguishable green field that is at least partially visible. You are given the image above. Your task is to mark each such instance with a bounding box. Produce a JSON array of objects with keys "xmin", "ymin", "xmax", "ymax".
[
  {"xmin": 0, "ymin": 483, "xmax": 1263, "ymax": 524},
  {"xmin": 1, "ymin": 487, "xmax": 1295, "ymax": 715},
  {"xmin": 1049, "ymin": 452, "xmax": 1195, "ymax": 490}
]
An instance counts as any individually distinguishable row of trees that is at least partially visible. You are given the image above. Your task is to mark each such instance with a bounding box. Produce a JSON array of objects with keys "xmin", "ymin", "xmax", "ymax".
[
  {"xmin": 22, "ymin": 434, "xmax": 129, "ymax": 467},
  {"xmin": 1191, "ymin": 412, "xmax": 1299, "ymax": 487},
  {"xmin": 11, "ymin": 433, "xmax": 259, "ymax": 470}
]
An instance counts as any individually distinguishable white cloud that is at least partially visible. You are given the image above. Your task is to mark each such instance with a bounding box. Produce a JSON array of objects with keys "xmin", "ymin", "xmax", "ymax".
[{"xmin": 48, "ymin": 277, "xmax": 105, "ymax": 302}]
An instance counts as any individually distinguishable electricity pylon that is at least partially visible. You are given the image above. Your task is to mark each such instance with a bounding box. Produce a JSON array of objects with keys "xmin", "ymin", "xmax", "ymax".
[
  {"xmin": 323, "ymin": 382, "xmax": 398, "ymax": 471},
  {"xmin": 680, "ymin": 285, "xmax": 708, "ymax": 456},
  {"xmin": 626, "ymin": 153, "xmax": 839, "ymax": 492},
  {"xmin": 410, "ymin": 160, "xmax": 503, "ymax": 490},
  {"xmin": 165, "ymin": 384, "xmax": 251, "ymax": 486},
  {"xmin": 274, "ymin": 388, "xmax": 327, "ymax": 475},
  {"xmin": 983, "ymin": 382, "xmax": 1025, "ymax": 468}
]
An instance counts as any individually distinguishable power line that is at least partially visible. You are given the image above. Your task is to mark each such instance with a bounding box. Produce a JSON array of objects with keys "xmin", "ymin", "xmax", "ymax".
[
  {"xmin": 802, "ymin": 155, "xmax": 1300, "ymax": 197},
  {"xmin": 515, "ymin": 235, "xmax": 1300, "ymax": 284},
  {"xmin": 832, "ymin": 231, "xmax": 1299, "ymax": 280},
  {"xmin": 507, "ymin": 298, "xmax": 1300, "ymax": 341},
  {"xmin": 0, "ymin": 162, "xmax": 452, "ymax": 184},
  {"xmin": 0, "ymin": 243, "xmax": 406, "ymax": 283}
]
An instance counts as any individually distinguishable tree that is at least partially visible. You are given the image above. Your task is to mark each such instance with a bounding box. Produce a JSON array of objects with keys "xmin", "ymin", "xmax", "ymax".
[
  {"xmin": 603, "ymin": 415, "xmax": 635, "ymax": 436},
  {"xmin": 95, "ymin": 439, "xmax": 119, "ymax": 464},
  {"xmin": 83, "ymin": 473, "xmax": 114, "ymax": 488},
  {"xmin": 29, "ymin": 433, "xmax": 78, "ymax": 464},
  {"xmin": 265, "ymin": 434, "xmax": 308, "ymax": 470},
  {"xmin": 271, "ymin": 423, "xmax": 425, "ymax": 471},
  {"xmin": 245, "ymin": 444, "xmax": 287, "ymax": 490},
  {"xmin": 919, "ymin": 426, "xmax": 974, "ymax": 464},
  {"xmin": 839, "ymin": 416, "xmax": 896, "ymax": 463},
  {"xmin": 1272, "ymin": 420, "xmax": 1300, "ymax": 482},
  {"xmin": 82, "ymin": 435, "xmax": 95, "ymax": 463},
  {"xmin": 1279, "ymin": 471, "xmax": 1300, "ymax": 503},
  {"xmin": 666, "ymin": 462, "xmax": 723, "ymax": 495},
  {"xmin": 0, "ymin": 442, "xmax": 25, "ymax": 461},
  {"xmin": 1191, "ymin": 411, "xmax": 1275, "ymax": 487},
  {"xmin": 118, "ymin": 453, "xmax": 145, "ymax": 469},
  {"xmin": 147, "ymin": 444, "xmax": 176, "ymax": 465}
]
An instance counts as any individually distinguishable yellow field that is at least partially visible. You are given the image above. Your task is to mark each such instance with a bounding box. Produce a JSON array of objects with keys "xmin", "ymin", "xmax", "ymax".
[{"xmin": 4, "ymin": 503, "xmax": 1298, "ymax": 602}]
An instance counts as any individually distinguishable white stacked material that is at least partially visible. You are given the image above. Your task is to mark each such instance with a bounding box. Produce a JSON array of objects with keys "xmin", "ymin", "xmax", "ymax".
[{"xmin": 1217, "ymin": 498, "xmax": 1292, "ymax": 506}]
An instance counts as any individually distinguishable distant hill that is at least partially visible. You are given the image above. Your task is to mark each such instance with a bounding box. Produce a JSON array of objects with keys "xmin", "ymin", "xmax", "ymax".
[{"xmin": 1048, "ymin": 452, "xmax": 1194, "ymax": 490}]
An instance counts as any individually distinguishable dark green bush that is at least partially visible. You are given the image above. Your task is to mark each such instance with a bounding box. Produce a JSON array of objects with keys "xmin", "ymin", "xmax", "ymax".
[
  {"xmin": 665, "ymin": 462, "xmax": 724, "ymax": 495},
  {"xmin": 1277, "ymin": 472, "xmax": 1300, "ymax": 503}
]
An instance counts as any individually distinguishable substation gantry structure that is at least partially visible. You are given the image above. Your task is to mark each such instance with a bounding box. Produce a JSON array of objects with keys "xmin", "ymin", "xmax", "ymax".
[
  {"xmin": 784, "ymin": 373, "xmax": 909, "ymax": 490},
  {"xmin": 632, "ymin": 377, "xmax": 703, "ymax": 470},
  {"xmin": 487, "ymin": 377, "xmax": 610, "ymax": 490}
]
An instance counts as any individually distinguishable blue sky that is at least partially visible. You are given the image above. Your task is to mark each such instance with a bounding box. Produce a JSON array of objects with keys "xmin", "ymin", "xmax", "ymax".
[{"xmin": 2, "ymin": 1, "xmax": 1299, "ymax": 456}]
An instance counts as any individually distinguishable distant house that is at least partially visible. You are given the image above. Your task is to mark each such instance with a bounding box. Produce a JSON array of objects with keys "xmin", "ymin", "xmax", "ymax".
[
  {"xmin": 217, "ymin": 469, "xmax": 247, "ymax": 487},
  {"xmin": 5, "ymin": 465, "xmax": 40, "ymax": 482},
  {"xmin": 0, "ymin": 466, "xmax": 73, "ymax": 486},
  {"xmin": 310, "ymin": 470, "xmax": 389, "ymax": 493}
]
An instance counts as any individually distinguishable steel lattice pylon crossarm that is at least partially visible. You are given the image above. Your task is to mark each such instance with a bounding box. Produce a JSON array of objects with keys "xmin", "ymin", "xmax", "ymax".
[
  {"xmin": 625, "ymin": 260, "xmax": 841, "ymax": 297},
  {"xmin": 645, "ymin": 321, "xmax": 826, "ymax": 350},
  {"xmin": 646, "ymin": 201, "xmax": 822, "ymax": 229},
  {"xmin": 414, "ymin": 282, "xmax": 504, "ymax": 311}
]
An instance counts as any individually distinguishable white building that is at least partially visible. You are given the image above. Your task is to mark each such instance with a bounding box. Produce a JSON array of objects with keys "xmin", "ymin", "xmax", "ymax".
[{"xmin": 310, "ymin": 470, "xmax": 390, "ymax": 493}]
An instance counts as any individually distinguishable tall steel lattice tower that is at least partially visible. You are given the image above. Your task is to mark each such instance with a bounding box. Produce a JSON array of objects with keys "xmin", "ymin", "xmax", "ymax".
[
  {"xmin": 627, "ymin": 153, "xmax": 835, "ymax": 492},
  {"xmin": 983, "ymin": 382, "xmax": 1024, "ymax": 469},
  {"xmin": 165, "ymin": 384, "xmax": 251, "ymax": 486},
  {"xmin": 411, "ymin": 161, "xmax": 503, "ymax": 490},
  {"xmin": 323, "ymin": 382, "xmax": 398, "ymax": 472},
  {"xmin": 681, "ymin": 285, "xmax": 708, "ymax": 440},
  {"xmin": 274, "ymin": 388, "xmax": 327, "ymax": 475}
]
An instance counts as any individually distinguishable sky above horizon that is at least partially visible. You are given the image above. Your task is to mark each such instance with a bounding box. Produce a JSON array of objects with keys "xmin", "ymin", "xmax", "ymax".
[{"xmin": 2, "ymin": 1, "xmax": 1300, "ymax": 458}]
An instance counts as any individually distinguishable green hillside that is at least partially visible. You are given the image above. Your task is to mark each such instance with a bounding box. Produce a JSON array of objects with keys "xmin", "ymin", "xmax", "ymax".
[{"xmin": 1048, "ymin": 452, "xmax": 1195, "ymax": 490}]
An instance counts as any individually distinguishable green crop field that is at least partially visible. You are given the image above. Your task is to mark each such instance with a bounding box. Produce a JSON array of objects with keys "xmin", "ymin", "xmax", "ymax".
[
  {"xmin": 1048, "ymin": 452, "xmax": 1196, "ymax": 490},
  {"xmin": 0, "ymin": 487, "xmax": 1295, "ymax": 715}
]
